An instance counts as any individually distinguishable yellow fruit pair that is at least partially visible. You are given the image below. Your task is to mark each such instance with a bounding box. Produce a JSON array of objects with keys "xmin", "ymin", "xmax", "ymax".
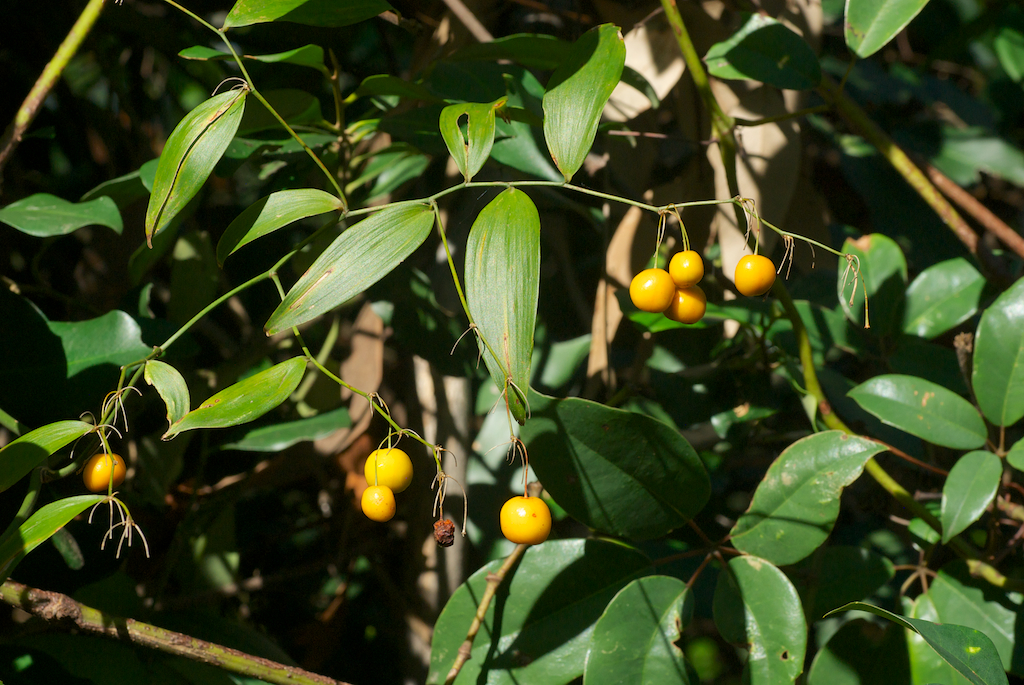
[{"xmin": 360, "ymin": 447, "xmax": 413, "ymax": 522}]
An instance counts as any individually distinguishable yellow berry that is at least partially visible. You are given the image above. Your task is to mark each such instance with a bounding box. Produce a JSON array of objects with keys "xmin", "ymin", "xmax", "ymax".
[
  {"xmin": 361, "ymin": 485, "xmax": 396, "ymax": 522},
  {"xmin": 500, "ymin": 496, "xmax": 551, "ymax": 545},
  {"xmin": 629, "ymin": 268, "xmax": 675, "ymax": 313},
  {"xmin": 664, "ymin": 285, "xmax": 707, "ymax": 324},
  {"xmin": 363, "ymin": 447, "xmax": 413, "ymax": 493},
  {"xmin": 669, "ymin": 250, "xmax": 704, "ymax": 287},
  {"xmin": 82, "ymin": 453, "xmax": 126, "ymax": 493},
  {"xmin": 734, "ymin": 254, "xmax": 776, "ymax": 296}
]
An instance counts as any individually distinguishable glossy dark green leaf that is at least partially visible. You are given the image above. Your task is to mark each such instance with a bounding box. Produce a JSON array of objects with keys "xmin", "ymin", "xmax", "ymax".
[
  {"xmin": 465, "ymin": 189, "xmax": 540, "ymax": 424},
  {"xmin": 0, "ymin": 421, "xmax": 93, "ymax": 493},
  {"xmin": 164, "ymin": 357, "xmax": 306, "ymax": 439},
  {"xmin": 428, "ymin": 539, "xmax": 652, "ymax": 685},
  {"xmin": 146, "ymin": 88, "xmax": 246, "ymax": 244},
  {"xmin": 807, "ymin": 619, "xmax": 910, "ymax": 685},
  {"xmin": 439, "ymin": 98, "xmax": 504, "ymax": 182},
  {"xmin": 0, "ymin": 495, "xmax": 105, "ymax": 583},
  {"xmin": 845, "ymin": 0, "xmax": 931, "ymax": 58},
  {"xmin": 826, "ymin": 600, "xmax": 1009, "ymax": 685},
  {"xmin": 223, "ymin": 0, "xmax": 393, "ymax": 28},
  {"xmin": 889, "ymin": 336, "xmax": 968, "ymax": 396},
  {"xmin": 790, "ymin": 545, "xmax": 895, "ymax": 621},
  {"xmin": 543, "ymin": 24, "xmax": 625, "ymax": 181},
  {"xmin": 729, "ymin": 431, "xmax": 885, "ymax": 565},
  {"xmin": 713, "ymin": 555, "xmax": 806, "ymax": 684},
  {"xmin": 902, "ymin": 258, "xmax": 985, "ymax": 339},
  {"xmin": 522, "ymin": 392, "xmax": 710, "ymax": 541},
  {"xmin": 927, "ymin": 561, "xmax": 1023, "ymax": 675},
  {"xmin": 994, "ymin": 28, "xmax": 1024, "ymax": 82},
  {"xmin": 704, "ymin": 13, "xmax": 821, "ymax": 90},
  {"xmin": 0, "ymin": 193, "xmax": 122, "ymax": 237},
  {"xmin": 972, "ymin": 277, "xmax": 1024, "ymax": 427},
  {"xmin": 848, "ymin": 374, "xmax": 986, "ymax": 450},
  {"xmin": 48, "ymin": 310, "xmax": 151, "ymax": 378},
  {"xmin": 941, "ymin": 451, "xmax": 1001, "ymax": 543},
  {"xmin": 265, "ymin": 203, "xmax": 434, "ymax": 334},
  {"xmin": 217, "ymin": 189, "xmax": 343, "ymax": 264},
  {"xmin": 179, "ymin": 44, "xmax": 325, "ymax": 70},
  {"xmin": 144, "ymin": 360, "xmax": 190, "ymax": 430},
  {"xmin": 837, "ymin": 234, "xmax": 907, "ymax": 337},
  {"xmin": 584, "ymin": 576, "xmax": 694, "ymax": 685},
  {"xmin": 909, "ymin": 594, "xmax": 974, "ymax": 685},
  {"xmin": 221, "ymin": 406, "xmax": 350, "ymax": 452}
]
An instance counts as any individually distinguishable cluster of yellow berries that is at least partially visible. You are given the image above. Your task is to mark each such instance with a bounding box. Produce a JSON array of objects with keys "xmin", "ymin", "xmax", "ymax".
[
  {"xmin": 360, "ymin": 446, "xmax": 552, "ymax": 546},
  {"xmin": 629, "ymin": 251, "xmax": 776, "ymax": 319}
]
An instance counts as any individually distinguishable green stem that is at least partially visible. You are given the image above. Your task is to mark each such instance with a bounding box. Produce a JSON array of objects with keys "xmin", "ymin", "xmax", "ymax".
[
  {"xmin": 0, "ymin": 0, "xmax": 106, "ymax": 176},
  {"xmin": 0, "ymin": 470, "xmax": 42, "ymax": 543},
  {"xmin": 0, "ymin": 580, "xmax": 350, "ymax": 685}
]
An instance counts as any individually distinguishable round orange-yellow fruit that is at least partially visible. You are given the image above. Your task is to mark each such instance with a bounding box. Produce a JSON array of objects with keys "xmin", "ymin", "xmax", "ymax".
[
  {"xmin": 664, "ymin": 285, "xmax": 707, "ymax": 324},
  {"xmin": 364, "ymin": 447, "xmax": 413, "ymax": 493},
  {"xmin": 734, "ymin": 254, "xmax": 776, "ymax": 296},
  {"xmin": 629, "ymin": 268, "xmax": 675, "ymax": 313},
  {"xmin": 499, "ymin": 496, "xmax": 551, "ymax": 545},
  {"xmin": 361, "ymin": 485, "xmax": 397, "ymax": 522},
  {"xmin": 669, "ymin": 250, "xmax": 704, "ymax": 287},
  {"xmin": 82, "ymin": 453, "xmax": 126, "ymax": 493}
]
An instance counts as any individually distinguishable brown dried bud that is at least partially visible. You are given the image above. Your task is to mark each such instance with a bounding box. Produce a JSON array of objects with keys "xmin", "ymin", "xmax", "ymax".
[{"xmin": 433, "ymin": 519, "xmax": 455, "ymax": 547}]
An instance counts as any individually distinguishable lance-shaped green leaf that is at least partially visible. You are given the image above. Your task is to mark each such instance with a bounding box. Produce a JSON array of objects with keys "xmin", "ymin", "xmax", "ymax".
[
  {"xmin": 714, "ymin": 556, "xmax": 807, "ymax": 685},
  {"xmin": 972, "ymin": 277, "xmax": 1024, "ymax": 427},
  {"xmin": 265, "ymin": 203, "xmax": 434, "ymax": 334},
  {"xmin": 164, "ymin": 358, "xmax": 306, "ymax": 439},
  {"xmin": 428, "ymin": 539, "xmax": 652, "ymax": 685},
  {"xmin": 845, "ymin": 0, "xmax": 931, "ymax": 58},
  {"xmin": 0, "ymin": 495, "xmax": 105, "ymax": 583},
  {"xmin": 179, "ymin": 44, "xmax": 325, "ymax": 71},
  {"xmin": 704, "ymin": 13, "xmax": 821, "ymax": 90},
  {"xmin": 543, "ymin": 24, "xmax": 625, "ymax": 182},
  {"xmin": 221, "ymin": 406, "xmax": 350, "ymax": 452},
  {"xmin": 903, "ymin": 258, "xmax": 985, "ymax": 339},
  {"xmin": 826, "ymin": 601, "xmax": 1009, "ymax": 685},
  {"xmin": 0, "ymin": 421, "xmax": 93, "ymax": 493},
  {"xmin": 144, "ymin": 360, "xmax": 190, "ymax": 430},
  {"xmin": 848, "ymin": 374, "xmax": 987, "ymax": 450},
  {"xmin": 584, "ymin": 576, "xmax": 695, "ymax": 684},
  {"xmin": 522, "ymin": 391, "xmax": 710, "ymax": 540},
  {"xmin": 0, "ymin": 194, "xmax": 122, "ymax": 237},
  {"xmin": 439, "ymin": 98, "xmax": 505, "ymax": 182},
  {"xmin": 941, "ymin": 451, "xmax": 1001, "ymax": 543},
  {"xmin": 217, "ymin": 189, "xmax": 344, "ymax": 264},
  {"xmin": 223, "ymin": 0, "xmax": 393, "ymax": 28},
  {"xmin": 465, "ymin": 189, "xmax": 540, "ymax": 424},
  {"xmin": 146, "ymin": 88, "xmax": 246, "ymax": 245},
  {"xmin": 729, "ymin": 431, "xmax": 886, "ymax": 565}
]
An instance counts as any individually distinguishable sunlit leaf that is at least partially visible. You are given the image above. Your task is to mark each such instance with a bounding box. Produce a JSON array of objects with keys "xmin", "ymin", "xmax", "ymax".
[
  {"xmin": 845, "ymin": 0, "xmax": 931, "ymax": 58},
  {"xmin": 221, "ymin": 406, "xmax": 350, "ymax": 452},
  {"xmin": 144, "ymin": 360, "xmax": 190, "ymax": 430},
  {"xmin": 0, "ymin": 194, "xmax": 122, "ymax": 237},
  {"xmin": 0, "ymin": 421, "xmax": 93, "ymax": 493},
  {"xmin": 217, "ymin": 189, "xmax": 344, "ymax": 263},
  {"xmin": 0, "ymin": 495, "xmax": 105, "ymax": 583},
  {"xmin": 439, "ymin": 98, "xmax": 504, "ymax": 182},
  {"xmin": 179, "ymin": 44, "xmax": 325, "ymax": 70},
  {"xmin": 941, "ymin": 451, "xmax": 1000, "ymax": 543},
  {"xmin": 223, "ymin": 0, "xmax": 393, "ymax": 28},
  {"xmin": 902, "ymin": 258, "xmax": 985, "ymax": 339},
  {"xmin": 972, "ymin": 277, "xmax": 1024, "ymax": 427}
]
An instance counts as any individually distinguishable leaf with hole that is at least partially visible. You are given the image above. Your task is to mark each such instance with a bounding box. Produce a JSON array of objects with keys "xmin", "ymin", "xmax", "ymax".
[
  {"xmin": 465, "ymin": 189, "xmax": 540, "ymax": 424},
  {"xmin": 265, "ymin": 203, "xmax": 434, "ymax": 335},
  {"xmin": 439, "ymin": 97, "xmax": 505, "ymax": 182},
  {"xmin": 163, "ymin": 357, "xmax": 306, "ymax": 439},
  {"xmin": 145, "ymin": 88, "xmax": 246, "ymax": 245},
  {"xmin": 543, "ymin": 24, "xmax": 625, "ymax": 181},
  {"xmin": 848, "ymin": 374, "xmax": 986, "ymax": 450},
  {"xmin": 729, "ymin": 431, "xmax": 886, "ymax": 565}
]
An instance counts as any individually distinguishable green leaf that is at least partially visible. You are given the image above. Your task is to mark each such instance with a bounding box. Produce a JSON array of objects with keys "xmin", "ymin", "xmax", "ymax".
[
  {"xmin": 909, "ymin": 595, "xmax": 973, "ymax": 685},
  {"xmin": 837, "ymin": 234, "xmax": 907, "ymax": 337},
  {"xmin": 144, "ymin": 360, "xmax": 190, "ymax": 430},
  {"xmin": 889, "ymin": 336, "xmax": 968, "ymax": 396},
  {"xmin": 145, "ymin": 88, "xmax": 246, "ymax": 244},
  {"xmin": 972, "ymin": 277, "xmax": 1024, "ymax": 427},
  {"xmin": 439, "ymin": 98, "xmax": 504, "ymax": 182},
  {"xmin": 236, "ymin": 89, "xmax": 321, "ymax": 137},
  {"xmin": 465, "ymin": 189, "xmax": 540, "ymax": 424},
  {"xmin": 844, "ymin": 0, "xmax": 932, "ymax": 58},
  {"xmin": 941, "ymin": 451, "xmax": 1001, "ymax": 543},
  {"xmin": 354, "ymin": 74, "xmax": 441, "ymax": 102},
  {"xmin": 428, "ymin": 539, "xmax": 652, "ymax": 685},
  {"xmin": 522, "ymin": 392, "xmax": 711, "ymax": 540},
  {"xmin": 0, "ymin": 495, "xmax": 105, "ymax": 583},
  {"xmin": 48, "ymin": 310, "xmax": 152, "ymax": 378},
  {"xmin": 928, "ymin": 127, "xmax": 1024, "ymax": 188},
  {"xmin": 346, "ymin": 143, "xmax": 430, "ymax": 204},
  {"xmin": 713, "ymin": 556, "xmax": 807, "ymax": 685},
  {"xmin": 584, "ymin": 576, "xmax": 695, "ymax": 685},
  {"xmin": 265, "ymin": 203, "xmax": 434, "ymax": 335},
  {"xmin": 807, "ymin": 619, "xmax": 910, "ymax": 685},
  {"xmin": 826, "ymin": 601, "xmax": 1009, "ymax": 685},
  {"xmin": 223, "ymin": 0, "xmax": 393, "ymax": 28},
  {"xmin": 729, "ymin": 431, "xmax": 886, "ymax": 565},
  {"xmin": 789, "ymin": 545, "xmax": 895, "ymax": 621},
  {"xmin": 164, "ymin": 357, "xmax": 306, "ymax": 439},
  {"xmin": 179, "ymin": 44, "xmax": 325, "ymax": 70},
  {"xmin": 0, "ymin": 421, "xmax": 93, "ymax": 493},
  {"xmin": 448, "ymin": 33, "xmax": 570, "ymax": 70},
  {"xmin": 81, "ymin": 160, "xmax": 158, "ymax": 208},
  {"xmin": 1006, "ymin": 439, "xmax": 1024, "ymax": 473},
  {"xmin": 902, "ymin": 258, "xmax": 985, "ymax": 339},
  {"xmin": 994, "ymin": 28, "xmax": 1024, "ymax": 82},
  {"xmin": 848, "ymin": 374, "xmax": 986, "ymax": 450},
  {"xmin": 543, "ymin": 24, "xmax": 625, "ymax": 181},
  {"xmin": 704, "ymin": 13, "xmax": 821, "ymax": 90},
  {"xmin": 221, "ymin": 406, "xmax": 350, "ymax": 452},
  {"xmin": 217, "ymin": 189, "xmax": 344, "ymax": 264},
  {"xmin": 0, "ymin": 194, "xmax": 122, "ymax": 237}
]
